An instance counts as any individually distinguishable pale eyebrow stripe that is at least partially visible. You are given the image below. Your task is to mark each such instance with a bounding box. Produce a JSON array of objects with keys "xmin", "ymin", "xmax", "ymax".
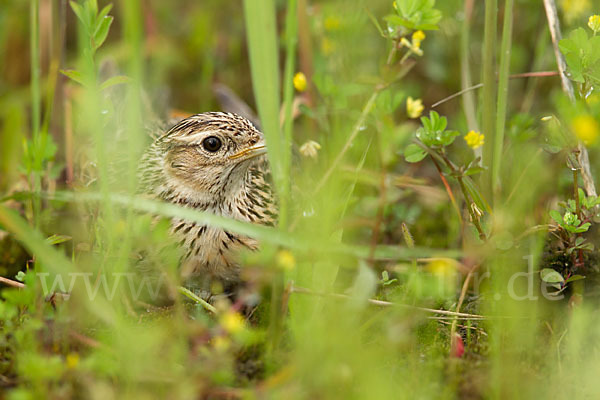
[{"xmin": 171, "ymin": 130, "xmax": 221, "ymax": 144}]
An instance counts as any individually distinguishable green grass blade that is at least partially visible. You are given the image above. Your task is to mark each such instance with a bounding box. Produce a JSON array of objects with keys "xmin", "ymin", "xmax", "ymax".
[
  {"xmin": 280, "ymin": 0, "xmax": 298, "ymax": 228},
  {"xmin": 242, "ymin": 0, "xmax": 284, "ymax": 199},
  {"xmin": 482, "ymin": 0, "xmax": 497, "ymax": 199},
  {"xmin": 493, "ymin": 0, "xmax": 514, "ymax": 199}
]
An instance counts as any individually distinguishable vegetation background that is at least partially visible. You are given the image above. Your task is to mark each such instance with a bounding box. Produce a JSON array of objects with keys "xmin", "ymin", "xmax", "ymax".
[{"xmin": 2, "ymin": 0, "xmax": 600, "ymax": 398}]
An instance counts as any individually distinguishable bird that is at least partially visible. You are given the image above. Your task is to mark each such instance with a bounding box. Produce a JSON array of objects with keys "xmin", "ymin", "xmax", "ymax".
[{"xmin": 138, "ymin": 112, "xmax": 278, "ymax": 293}]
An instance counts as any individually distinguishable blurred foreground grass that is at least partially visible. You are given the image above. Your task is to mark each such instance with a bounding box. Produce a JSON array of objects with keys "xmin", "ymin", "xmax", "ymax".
[{"xmin": 2, "ymin": 0, "xmax": 600, "ymax": 398}]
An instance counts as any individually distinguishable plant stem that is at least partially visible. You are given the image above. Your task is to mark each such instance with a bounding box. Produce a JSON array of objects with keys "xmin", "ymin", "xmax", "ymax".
[
  {"xmin": 437, "ymin": 151, "xmax": 487, "ymax": 241},
  {"xmin": 460, "ymin": 0, "xmax": 479, "ymax": 133},
  {"xmin": 314, "ymin": 44, "xmax": 413, "ymax": 195},
  {"xmin": 493, "ymin": 0, "xmax": 514, "ymax": 200},
  {"xmin": 30, "ymin": 0, "xmax": 42, "ymax": 228},
  {"xmin": 482, "ymin": 0, "xmax": 497, "ymax": 199},
  {"xmin": 543, "ymin": 0, "xmax": 598, "ymax": 198},
  {"xmin": 314, "ymin": 90, "xmax": 380, "ymax": 194},
  {"xmin": 431, "ymin": 71, "xmax": 558, "ymax": 109},
  {"xmin": 573, "ymin": 169, "xmax": 581, "ymax": 218},
  {"xmin": 177, "ymin": 287, "xmax": 217, "ymax": 314},
  {"xmin": 430, "ymin": 156, "xmax": 464, "ymax": 225},
  {"xmin": 458, "ymin": 176, "xmax": 487, "ymax": 241},
  {"xmin": 281, "ymin": 0, "xmax": 298, "ymax": 230}
]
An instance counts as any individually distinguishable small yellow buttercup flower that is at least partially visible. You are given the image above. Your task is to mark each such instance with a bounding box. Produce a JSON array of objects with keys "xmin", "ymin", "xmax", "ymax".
[
  {"xmin": 426, "ymin": 258, "xmax": 459, "ymax": 279},
  {"xmin": 400, "ymin": 36, "xmax": 423, "ymax": 56},
  {"xmin": 464, "ymin": 130, "xmax": 485, "ymax": 149},
  {"xmin": 571, "ymin": 115, "xmax": 599, "ymax": 145},
  {"xmin": 589, "ymin": 15, "xmax": 600, "ymax": 33},
  {"xmin": 66, "ymin": 353, "xmax": 80, "ymax": 369},
  {"xmin": 276, "ymin": 249, "xmax": 296, "ymax": 271},
  {"xmin": 293, "ymin": 72, "xmax": 307, "ymax": 92},
  {"xmin": 220, "ymin": 311, "xmax": 245, "ymax": 334},
  {"xmin": 406, "ymin": 97, "xmax": 424, "ymax": 119},
  {"xmin": 561, "ymin": 0, "xmax": 591, "ymax": 22},
  {"xmin": 212, "ymin": 335, "xmax": 231, "ymax": 352},
  {"xmin": 321, "ymin": 37, "xmax": 334, "ymax": 55},
  {"xmin": 324, "ymin": 16, "xmax": 341, "ymax": 31},
  {"xmin": 299, "ymin": 140, "xmax": 321, "ymax": 159},
  {"xmin": 412, "ymin": 30, "xmax": 426, "ymax": 47}
]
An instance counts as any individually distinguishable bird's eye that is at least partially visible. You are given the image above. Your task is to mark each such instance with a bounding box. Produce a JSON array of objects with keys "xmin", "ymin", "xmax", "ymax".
[{"xmin": 202, "ymin": 136, "xmax": 222, "ymax": 152}]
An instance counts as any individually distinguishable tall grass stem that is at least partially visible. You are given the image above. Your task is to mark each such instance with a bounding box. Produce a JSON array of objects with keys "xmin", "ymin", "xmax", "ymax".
[
  {"xmin": 493, "ymin": 0, "xmax": 513, "ymax": 199},
  {"xmin": 482, "ymin": 0, "xmax": 497, "ymax": 199}
]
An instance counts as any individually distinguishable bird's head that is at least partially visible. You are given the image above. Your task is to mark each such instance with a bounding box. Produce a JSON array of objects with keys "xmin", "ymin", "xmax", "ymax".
[{"xmin": 157, "ymin": 112, "xmax": 267, "ymax": 201}]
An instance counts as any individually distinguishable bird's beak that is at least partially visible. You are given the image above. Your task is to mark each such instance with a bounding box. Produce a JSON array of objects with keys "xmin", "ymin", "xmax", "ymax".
[{"xmin": 229, "ymin": 143, "xmax": 267, "ymax": 161}]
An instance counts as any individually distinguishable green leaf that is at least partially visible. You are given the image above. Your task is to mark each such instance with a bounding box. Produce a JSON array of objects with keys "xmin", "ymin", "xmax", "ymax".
[
  {"xmin": 581, "ymin": 243, "xmax": 595, "ymax": 251},
  {"xmin": 60, "ymin": 69, "xmax": 86, "ymax": 86},
  {"xmin": 419, "ymin": 9, "xmax": 442, "ymax": 27},
  {"xmin": 93, "ymin": 15, "xmax": 113, "ymax": 50},
  {"xmin": 397, "ymin": 0, "xmax": 420, "ymax": 16},
  {"xmin": 463, "ymin": 177, "xmax": 492, "ymax": 214},
  {"xmin": 540, "ymin": 268, "xmax": 564, "ymax": 283},
  {"xmin": 404, "ymin": 144, "xmax": 427, "ymax": 163},
  {"xmin": 384, "ymin": 14, "xmax": 414, "ymax": 30},
  {"xmin": 565, "ymin": 52, "xmax": 585, "ymax": 82},
  {"xmin": 45, "ymin": 234, "xmax": 72, "ymax": 246},
  {"xmin": 574, "ymin": 222, "xmax": 591, "ymax": 233},
  {"xmin": 69, "ymin": 1, "xmax": 88, "ymax": 30},
  {"xmin": 99, "ymin": 75, "xmax": 132, "ymax": 91},
  {"xmin": 97, "ymin": 3, "xmax": 113, "ymax": 22},
  {"xmin": 436, "ymin": 115, "xmax": 447, "ymax": 131},
  {"xmin": 569, "ymin": 27, "xmax": 589, "ymax": 50},
  {"xmin": 549, "ymin": 210, "xmax": 563, "ymax": 225},
  {"xmin": 559, "ymin": 38, "xmax": 578, "ymax": 55},
  {"xmin": 588, "ymin": 36, "xmax": 600, "ymax": 64},
  {"xmin": 565, "ymin": 274, "xmax": 586, "ymax": 283},
  {"xmin": 464, "ymin": 166, "xmax": 485, "ymax": 176},
  {"xmin": 243, "ymin": 0, "xmax": 284, "ymax": 198},
  {"xmin": 366, "ymin": 8, "xmax": 386, "ymax": 38},
  {"xmin": 15, "ymin": 271, "xmax": 26, "ymax": 282}
]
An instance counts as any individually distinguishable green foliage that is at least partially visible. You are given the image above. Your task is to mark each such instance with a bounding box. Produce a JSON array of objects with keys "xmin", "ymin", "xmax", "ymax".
[
  {"xmin": 415, "ymin": 111, "xmax": 459, "ymax": 148},
  {"xmin": 559, "ymin": 27, "xmax": 600, "ymax": 85},
  {"xmin": 69, "ymin": 0, "xmax": 113, "ymax": 51},
  {"xmin": 551, "ymin": 188, "xmax": 600, "ymax": 234},
  {"xmin": 5, "ymin": 0, "xmax": 600, "ymax": 398},
  {"xmin": 404, "ymin": 112, "xmax": 460, "ymax": 163},
  {"xmin": 385, "ymin": 0, "xmax": 442, "ymax": 32},
  {"xmin": 550, "ymin": 209, "xmax": 590, "ymax": 233}
]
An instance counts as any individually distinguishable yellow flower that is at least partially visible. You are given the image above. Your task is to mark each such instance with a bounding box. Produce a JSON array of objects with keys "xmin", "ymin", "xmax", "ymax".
[
  {"xmin": 293, "ymin": 72, "xmax": 307, "ymax": 92},
  {"xmin": 393, "ymin": 1, "xmax": 397, "ymax": 10},
  {"xmin": 324, "ymin": 16, "xmax": 341, "ymax": 31},
  {"xmin": 412, "ymin": 30, "xmax": 426, "ymax": 47},
  {"xmin": 220, "ymin": 311, "xmax": 245, "ymax": 334},
  {"xmin": 589, "ymin": 15, "xmax": 600, "ymax": 33},
  {"xmin": 464, "ymin": 130, "xmax": 485, "ymax": 149},
  {"xmin": 400, "ymin": 36, "xmax": 423, "ymax": 56},
  {"xmin": 571, "ymin": 115, "xmax": 599, "ymax": 145},
  {"xmin": 426, "ymin": 258, "xmax": 459, "ymax": 278},
  {"xmin": 299, "ymin": 140, "xmax": 321, "ymax": 159},
  {"xmin": 321, "ymin": 37, "xmax": 334, "ymax": 55},
  {"xmin": 66, "ymin": 353, "xmax": 79, "ymax": 369},
  {"xmin": 276, "ymin": 249, "xmax": 296, "ymax": 271},
  {"xmin": 212, "ymin": 336, "xmax": 231, "ymax": 352},
  {"xmin": 406, "ymin": 97, "xmax": 424, "ymax": 119},
  {"xmin": 586, "ymin": 93, "xmax": 600, "ymax": 106},
  {"xmin": 561, "ymin": 0, "xmax": 591, "ymax": 22}
]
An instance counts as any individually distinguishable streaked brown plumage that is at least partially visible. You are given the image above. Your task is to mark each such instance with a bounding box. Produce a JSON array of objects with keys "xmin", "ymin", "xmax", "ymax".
[{"xmin": 139, "ymin": 112, "xmax": 277, "ymax": 290}]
